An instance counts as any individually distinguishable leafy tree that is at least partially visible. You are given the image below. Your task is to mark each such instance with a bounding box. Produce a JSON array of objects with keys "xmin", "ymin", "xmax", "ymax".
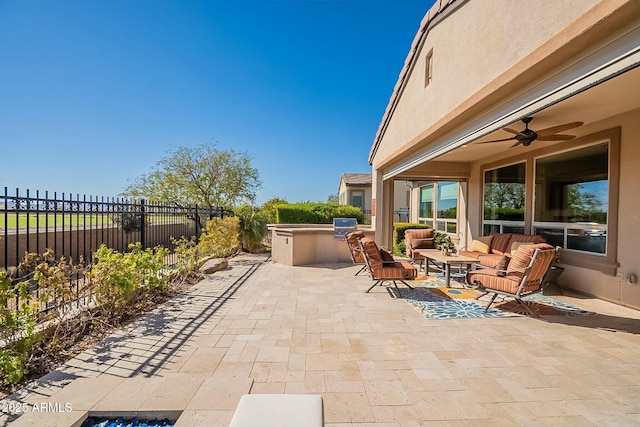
[
  {"xmin": 123, "ymin": 143, "xmax": 261, "ymax": 210},
  {"xmin": 484, "ymin": 182, "xmax": 525, "ymax": 210},
  {"xmin": 567, "ymin": 183, "xmax": 607, "ymax": 223},
  {"xmin": 326, "ymin": 193, "xmax": 339, "ymax": 204}
]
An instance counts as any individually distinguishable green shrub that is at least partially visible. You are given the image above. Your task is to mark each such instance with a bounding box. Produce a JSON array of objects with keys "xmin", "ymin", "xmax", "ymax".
[
  {"xmin": 0, "ymin": 271, "xmax": 41, "ymax": 386},
  {"xmin": 276, "ymin": 203, "xmax": 319, "ymax": 223},
  {"xmin": 235, "ymin": 204, "xmax": 268, "ymax": 252},
  {"xmin": 198, "ymin": 216, "xmax": 240, "ymax": 258},
  {"xmin": 89, "ymin": 243, "xmax": 169, "ymax": 319},
  {"xmin": 483, "ymin": 207, "xmax": 525, "ymax": 221},
  {"xmin": 394, "ymin": 241, "xmax": 407, "ymax": 257},
  {"xmin": 276, "ymin": 203, "xmax": 364, "ymax": 224},
  {"xmin": 172, "ymin": 236, "xmax": 200, "ymax": 278}
]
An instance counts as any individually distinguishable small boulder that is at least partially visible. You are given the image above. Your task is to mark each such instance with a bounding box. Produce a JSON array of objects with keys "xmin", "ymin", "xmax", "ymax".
[{"xmin": 199, "ymin": 258, "xmax": 229, "ymax": 274}]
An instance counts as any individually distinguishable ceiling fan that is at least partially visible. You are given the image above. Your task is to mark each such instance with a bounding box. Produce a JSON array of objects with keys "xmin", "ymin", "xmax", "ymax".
[{"xmin": 479, "ymin": 117, "xmax": 584, "ymax": 148}]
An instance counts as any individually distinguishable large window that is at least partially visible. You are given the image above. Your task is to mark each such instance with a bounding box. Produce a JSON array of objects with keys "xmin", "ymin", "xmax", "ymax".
[
  {"xmin": 533, "ymin": 143, "xmax": 608, "ymax": 255},
  {"xmin": 419, "ymin": 182, "xmax": 458, "ymax": 233},
  {"xmin": 419, "ymin": 184, "xmax": 433, "ymax": 221},
  {"xmin": 483, "ymin": 163, "xmax": 526, "ymax": 235}
]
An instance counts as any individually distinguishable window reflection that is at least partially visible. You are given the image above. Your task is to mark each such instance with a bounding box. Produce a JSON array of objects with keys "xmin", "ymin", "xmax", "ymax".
[{"xmin": 534, "ymin": 143, "xmax": 608, "ymax": 255}]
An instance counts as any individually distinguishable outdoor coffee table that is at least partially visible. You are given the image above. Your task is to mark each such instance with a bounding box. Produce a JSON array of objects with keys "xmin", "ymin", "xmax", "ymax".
[{"xmin": 415, "ymin": 250, "xmax": 479, "ymax": 288}]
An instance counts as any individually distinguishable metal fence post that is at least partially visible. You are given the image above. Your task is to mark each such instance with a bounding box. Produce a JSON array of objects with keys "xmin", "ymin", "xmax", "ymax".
[
  {"xmin": 195, "ymin": 204, "xmax": 200, "ymax": 241},
  {"xmin": 140, "ymin": 198, "xmax": 146, "ymax": 249}
]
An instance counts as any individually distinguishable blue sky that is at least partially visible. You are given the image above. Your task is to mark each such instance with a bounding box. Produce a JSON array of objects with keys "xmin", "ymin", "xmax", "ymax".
[{"xmin": 0, "ymin": 0, "xmax": 432, "ymax": 205}]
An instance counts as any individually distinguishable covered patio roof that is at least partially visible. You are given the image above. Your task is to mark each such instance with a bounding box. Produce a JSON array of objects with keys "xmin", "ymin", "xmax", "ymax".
[{"xmin": 391, "ymin": 65, "xmax": 640, "ymax": 180}]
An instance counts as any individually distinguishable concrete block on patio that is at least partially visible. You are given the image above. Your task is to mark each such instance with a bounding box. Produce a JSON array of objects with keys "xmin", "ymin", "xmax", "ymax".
[{"xmin": 229, "ymin": 394, "xmax": 324, "ymax": 427}]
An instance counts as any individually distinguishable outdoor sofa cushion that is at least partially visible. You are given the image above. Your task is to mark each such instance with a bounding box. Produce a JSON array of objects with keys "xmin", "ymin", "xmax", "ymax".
[{"xmin": 459, "ymin": 233, "xmax": 547, "ymax": 268}]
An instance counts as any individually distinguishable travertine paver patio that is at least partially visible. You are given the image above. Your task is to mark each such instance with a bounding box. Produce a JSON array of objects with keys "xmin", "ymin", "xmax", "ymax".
[{"xmin": 2, "ymin": 253, "xmax": 640, "ymax": 426}]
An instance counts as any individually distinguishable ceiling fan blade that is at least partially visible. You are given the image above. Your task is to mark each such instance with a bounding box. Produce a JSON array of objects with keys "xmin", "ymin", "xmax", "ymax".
[
  {"xmin": 477, "ymin": 137, "xmax": 517, "ymax": 144},
  {"xmin": 510, "ymin": 141, "xmax": 523, "ymax": 148},
  {"xmin": 502, "ymin": 127, "xmax": 524, "ymax": 135},
  {"xmin": 537, "ymin": 121, "xmax": 584, "ymax": 137},
  {"xmin": 537, "ymin": 134, "xmax": 576, "ymax": 141}
]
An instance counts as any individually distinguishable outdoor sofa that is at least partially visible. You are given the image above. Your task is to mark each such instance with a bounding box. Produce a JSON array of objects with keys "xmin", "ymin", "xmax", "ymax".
[{"xmin": 459, "ymin": 232, "xmax": 547, "ymax": 268}]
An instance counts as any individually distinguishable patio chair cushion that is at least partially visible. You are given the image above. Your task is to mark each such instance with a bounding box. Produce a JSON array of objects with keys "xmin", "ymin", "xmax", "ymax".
[
  {"xmin": 346, "ymin": 231, "xmax": 367, "ymax": 263},
  {"xmin": 360, "ymin": 237, "xmax": 384, "ymax": 269},
  {"xmin": 360, "ymin": 237, "xmax": 417, "ymax": 279},
  {"xmin": 380, "ymin": 248, "xmax": 395, "ymax": 262},
  {"xmin": 373, "ymin": 261, "xmax": 417, "ymax": 280},
  {"xmin": 406, "ymin": 228, "xmax": 435, "ymax": 239},
  {"xmin": 412, "ymin": 238, "xmax": 435, "ymax": 249},
  {"xmin": 474, "ymin": 253, "xmax": 505, "ymax": 268},
  {"xmin": 468, "ymin": 268, "xmax": 522, "ymax": 293},
  {"xmin": 510, "ymin": 241, "xmax": 535, "ymax": 255},
  {"xmin": 507, "ymin": 243, "xmax": 555, "ymax": 280}
]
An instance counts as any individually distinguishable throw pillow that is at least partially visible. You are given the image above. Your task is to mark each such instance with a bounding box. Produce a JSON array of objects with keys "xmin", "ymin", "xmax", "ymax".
[
  {"xmin": 380, "ymin": 248, "xmax": 395, "ymax": 262},
  {"xmin": 470, "ymin": 235, "xmax": 493, "ymax": 253},
  {"xmin": 412, "ymin": 238, "xmax": 435, "ymax": 249},
  {"xmin": 510, "ymin": 241, "xmax": 534, "ymax": 256},
  {"xmin": 494, "ymin": 255, "xmax": 510, "ymax": 270}
]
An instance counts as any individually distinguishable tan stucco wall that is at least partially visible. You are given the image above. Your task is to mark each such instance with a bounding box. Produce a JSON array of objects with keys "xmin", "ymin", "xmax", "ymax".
[
  {"xmin": 393, "ymin": 181, "xmax": 411, "ymax": 212},
  {"xmin": 372, "ymin": 0, "xmax": 599, "ymax": 166}
]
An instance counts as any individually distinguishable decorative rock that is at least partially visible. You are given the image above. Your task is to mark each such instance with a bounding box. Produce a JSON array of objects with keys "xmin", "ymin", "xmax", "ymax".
[{"xmin": 199, "ymin": 258, "xmax": 229, "ymax": 274}]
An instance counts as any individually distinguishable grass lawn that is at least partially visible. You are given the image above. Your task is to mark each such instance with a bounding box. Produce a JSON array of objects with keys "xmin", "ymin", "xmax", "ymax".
[
  {"xmin": 1, "ymin": 213, "xmax": 187, "ymax": 229},
  {"xmin": 0, "ymin": 214, "xmax": 112, "ymax": 229}
]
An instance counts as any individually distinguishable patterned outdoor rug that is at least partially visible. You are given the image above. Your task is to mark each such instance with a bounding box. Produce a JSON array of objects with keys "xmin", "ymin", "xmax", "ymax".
[{"xmin": 400, "ymin": 274, "xmax": 594, "ymax": 320}]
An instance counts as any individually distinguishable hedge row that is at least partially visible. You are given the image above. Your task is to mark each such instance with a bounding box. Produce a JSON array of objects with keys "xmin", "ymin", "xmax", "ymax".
[{"xmin": 275, "ymin": 203, "xmax": 364, "ymax": 224}]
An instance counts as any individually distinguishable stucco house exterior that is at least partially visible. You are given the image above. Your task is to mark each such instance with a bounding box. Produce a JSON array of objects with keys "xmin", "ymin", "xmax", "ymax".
[
  {"xmin": 369, "ymin": 0, "xmax": 640, "ymax": 308},
  {"xmin": 338, "ymin": 173, "xmax": 373, "ymax": 213},
  {"xmin": 338, "ymin": 173, "xmax": 410, "ymax": 222}
]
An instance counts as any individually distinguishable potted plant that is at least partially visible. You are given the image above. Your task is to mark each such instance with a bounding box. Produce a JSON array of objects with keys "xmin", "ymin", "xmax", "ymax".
[{"xmin": 434, "ymin": 232, "xmax": 456, "ymax": 255}]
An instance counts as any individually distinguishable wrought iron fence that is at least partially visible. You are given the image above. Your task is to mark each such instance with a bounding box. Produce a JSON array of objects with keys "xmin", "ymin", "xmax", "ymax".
[
  {"xmin": 1, "ymin": 187, "xmax": 226, "ymax": 270},
  {"xmin": 1, "ymin": 187, "xmax": 227, "ymax": 316}
]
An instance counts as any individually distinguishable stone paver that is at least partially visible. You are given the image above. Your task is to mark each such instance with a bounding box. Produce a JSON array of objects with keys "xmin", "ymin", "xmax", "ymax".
[{"xmin": 2, "ymin": 253, "xmax": 640, "ymax": 426}]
